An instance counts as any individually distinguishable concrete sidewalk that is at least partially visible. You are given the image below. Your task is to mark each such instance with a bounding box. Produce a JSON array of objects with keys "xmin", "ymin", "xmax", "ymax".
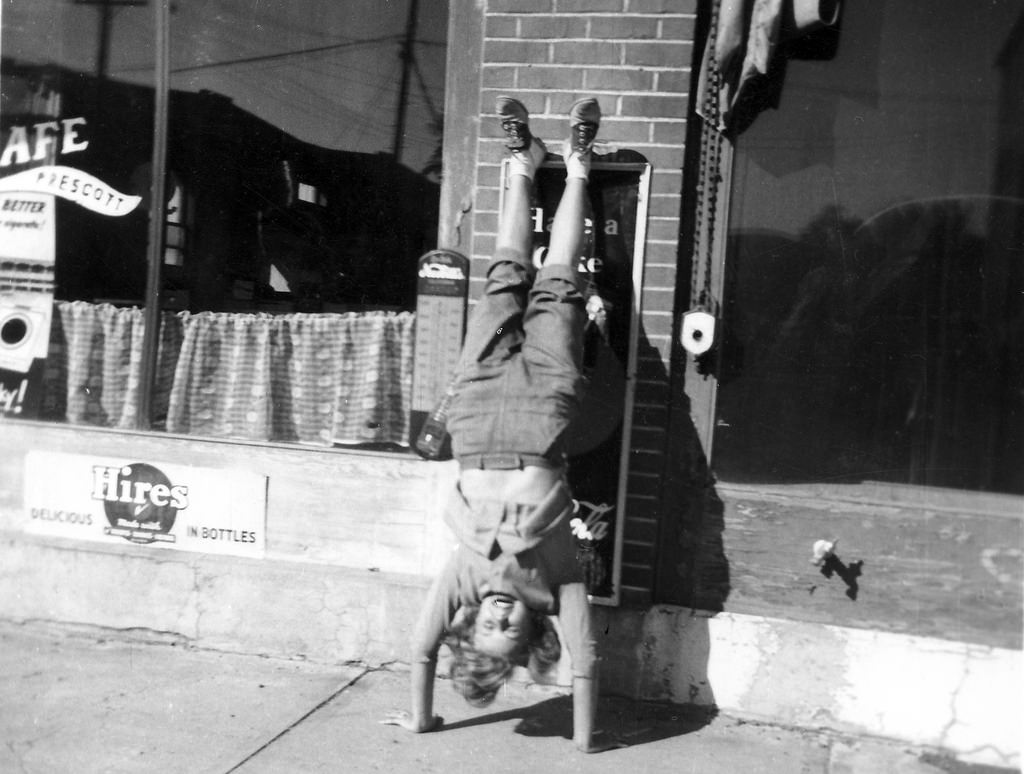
[{"xmin": 0, "ymin": 621, "xmax": 1013, "ymax": 774}]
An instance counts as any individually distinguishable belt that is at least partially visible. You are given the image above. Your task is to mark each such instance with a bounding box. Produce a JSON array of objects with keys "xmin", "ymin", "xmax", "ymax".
[{"xmin": 458, "ymin": 452, "xmax": 563, "ymax": 470}]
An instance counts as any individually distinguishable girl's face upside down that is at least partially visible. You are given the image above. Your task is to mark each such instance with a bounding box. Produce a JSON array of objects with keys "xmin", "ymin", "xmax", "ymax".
[{"xmin": 472, "ymin": 593, "xmax": 534, "ymax": 659}]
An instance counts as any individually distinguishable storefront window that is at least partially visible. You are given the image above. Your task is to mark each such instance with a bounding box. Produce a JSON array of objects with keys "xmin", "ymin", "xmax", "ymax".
[
  {"xmin": 1, "ymin": 1, "xmax": 447, "ymax": 446},
  {"xmin": 1, "ymin": 1, "xmax": 155, "ymax": 304},
  {"xmin": 714, "ymin": 1, "xmax": 1024, "ymax": 494}
]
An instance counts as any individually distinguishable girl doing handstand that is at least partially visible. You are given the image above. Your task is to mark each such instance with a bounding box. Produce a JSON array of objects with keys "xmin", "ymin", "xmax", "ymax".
[{"xmin": 384, "ymin": 96, "xmax": 617, "ymax": 753}]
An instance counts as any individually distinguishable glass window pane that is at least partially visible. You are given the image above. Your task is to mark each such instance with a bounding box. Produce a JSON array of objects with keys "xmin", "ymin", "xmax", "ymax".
[
  {"xmin": 2, "ymin": 0, "xmax": 155, "ymax": 422},
  {"xmin": 165, "ymin": 1, "xmax": 446, "ymax": 313},
  {"xmin": 145, "ymin": 2, "xmax": 446, "ymax": 446},
  {"xmin": 2, "ymin": 2, "xmax": 445, "ymax": 445},
  {"xmin": 1, "ymin": 0, "xmax": 155, "ymax": 302},
  {"xmin": 715, "ymin": 1, "xmax": 1024, "ymax": 494}
]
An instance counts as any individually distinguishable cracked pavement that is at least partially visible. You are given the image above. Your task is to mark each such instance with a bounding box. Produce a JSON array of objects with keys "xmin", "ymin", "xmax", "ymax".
[{"xmin": 0, "ymin": 622, "xmax": 1013, "ymax": 774}]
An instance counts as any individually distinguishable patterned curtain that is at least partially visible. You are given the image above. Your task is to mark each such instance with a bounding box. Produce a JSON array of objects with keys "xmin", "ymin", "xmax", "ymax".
[
  {"xmin": 43, "ymin": 301, "xmax": 183, "ymax": 429},
  {"xmin": 41, "ymin": 303, "xmax": 415, "ymax": 447},
  {"xmin": 165, "ymin": 310, "xmax": 415, "ymax": 446}
]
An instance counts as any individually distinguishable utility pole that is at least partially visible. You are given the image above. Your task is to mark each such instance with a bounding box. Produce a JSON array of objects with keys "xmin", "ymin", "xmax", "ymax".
[
  {"xmin": 73, "ymin": 0, "xmax": 148, "ymax": 80},
  {"xmin": 392, "ymin": 0, "xmax": 420, "ymax": 163}
]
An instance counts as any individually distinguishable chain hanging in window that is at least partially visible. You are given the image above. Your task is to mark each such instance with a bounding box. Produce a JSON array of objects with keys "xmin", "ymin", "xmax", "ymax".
[{"xmin": 682, "ymin": 0, "xmax": 726, "ymax": 362}]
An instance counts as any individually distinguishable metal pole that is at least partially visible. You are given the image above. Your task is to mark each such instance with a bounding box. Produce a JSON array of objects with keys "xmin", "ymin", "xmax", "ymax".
[{"xmin": 136, "ymin": 0, "xmax": 170, "ymax": 429}]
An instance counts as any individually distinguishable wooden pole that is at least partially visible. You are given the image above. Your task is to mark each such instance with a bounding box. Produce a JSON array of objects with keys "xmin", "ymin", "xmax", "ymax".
[{"xmin": 391, "ymin": 0, "xmax": 420, "ymax": 162}]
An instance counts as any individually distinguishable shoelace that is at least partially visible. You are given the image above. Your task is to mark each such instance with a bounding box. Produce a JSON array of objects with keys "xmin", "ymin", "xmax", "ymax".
[
  {"xmin": 501, "ymin": 119, "xmax": 530, "ymax": 150},
  {"xmin": 570, "ymin": 121, "xmax": 597, "ymax": 155}
]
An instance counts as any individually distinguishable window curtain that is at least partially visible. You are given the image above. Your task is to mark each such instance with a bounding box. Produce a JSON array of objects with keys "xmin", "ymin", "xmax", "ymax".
[
  {"xmin": 41, "ymin": 303, "xmax": 415, "ymax": 447},
  {"xmin": 165, "ymin": 310, "xmax": 414, "ymax": 445},
  {"xmin": 44, "ymin": 301, "xmax": 183, "ymax": 429}
]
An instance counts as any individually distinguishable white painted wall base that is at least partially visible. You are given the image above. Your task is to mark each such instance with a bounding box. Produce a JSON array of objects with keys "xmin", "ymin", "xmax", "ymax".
[
  {"xmin": 0, "ymin": 533, "xmax": 1018, "ymax": 769},
  {"xmin": 599, "ymin": 607, "xmax": 1022, "ymax": 770}
]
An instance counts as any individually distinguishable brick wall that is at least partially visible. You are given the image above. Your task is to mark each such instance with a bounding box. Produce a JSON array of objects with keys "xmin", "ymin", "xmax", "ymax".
[{"xmin": 471, "ymin": 0, "xmax": 700, "ymax": 604}]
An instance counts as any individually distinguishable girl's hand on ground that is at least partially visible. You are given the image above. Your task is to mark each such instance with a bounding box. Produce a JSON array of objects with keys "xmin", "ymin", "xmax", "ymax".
[
  {"xmin": 379, "ymin": 710, "xmax": 442, "ymax": 733},
  {"xmin": 578, "ymin": 730, "xmax": 628, "ymax": 753}
]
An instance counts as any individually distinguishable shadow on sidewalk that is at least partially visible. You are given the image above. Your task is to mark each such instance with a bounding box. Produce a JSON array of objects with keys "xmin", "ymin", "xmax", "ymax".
[{"xmin": 442, "ymin": 694, "xmax": 717, "ymax": 747}]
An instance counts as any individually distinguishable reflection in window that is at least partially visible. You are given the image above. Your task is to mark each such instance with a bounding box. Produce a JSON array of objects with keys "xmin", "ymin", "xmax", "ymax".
[
  {"xmin": 174, "ymin": 1, "xmax": 447, "ymax": 314},
  {"xmin": 1, "ymin": 0, "xmax": 156, "ymax": 305},
  {"xmin": 1, "ymin": 2, "xmax": 447, "ymax": 446},
  {"xmin": 714, "ymin": 1, "xmax": 1023, "ymax": 494}
]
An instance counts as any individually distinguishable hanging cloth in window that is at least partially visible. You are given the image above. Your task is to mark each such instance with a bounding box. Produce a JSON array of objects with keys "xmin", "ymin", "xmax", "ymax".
[
  {"xmin": 696, "ymin": 0, "xmax": 841, "ymax": 133},
  {"xmin": 48, "ymin": 302, "xmax": 183, "ymax": 429},
  {"xmin": 165, "ymin": 310, "xmax": 414, "ymax": 446}
]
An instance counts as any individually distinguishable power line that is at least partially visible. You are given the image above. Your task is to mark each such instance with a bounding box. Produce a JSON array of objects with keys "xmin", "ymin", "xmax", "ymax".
[
  {"xmin": 107, "ymin": 34, "xmax": 444, "ymax": 77},
  {"xmin": 167, "ymin": 35, "xmax": 403, "ymax": 74}
]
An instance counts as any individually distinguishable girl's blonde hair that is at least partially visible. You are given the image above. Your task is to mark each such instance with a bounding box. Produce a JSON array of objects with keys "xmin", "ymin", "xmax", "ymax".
[{"xmin": 444, "ymin": 605, "xmax": 561, "ymax": 706}]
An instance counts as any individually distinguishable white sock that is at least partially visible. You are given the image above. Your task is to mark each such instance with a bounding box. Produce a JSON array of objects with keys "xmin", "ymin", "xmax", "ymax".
[
  {"xmin": 508, "ymin": 155, "xmax": 537, "ymax": 180},
  {"xmin": 565, "ymin": 153, "xmax": 590, "ymax": 180}
]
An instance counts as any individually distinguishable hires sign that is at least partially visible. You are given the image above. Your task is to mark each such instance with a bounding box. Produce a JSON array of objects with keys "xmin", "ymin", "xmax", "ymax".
[
  {"xmin": 91, "ymin": 464, "xmax": 190, "ymax": 511},
  {"xmin": 24, "ymin": 451, "xmax": 267, "ymax": 558}
]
